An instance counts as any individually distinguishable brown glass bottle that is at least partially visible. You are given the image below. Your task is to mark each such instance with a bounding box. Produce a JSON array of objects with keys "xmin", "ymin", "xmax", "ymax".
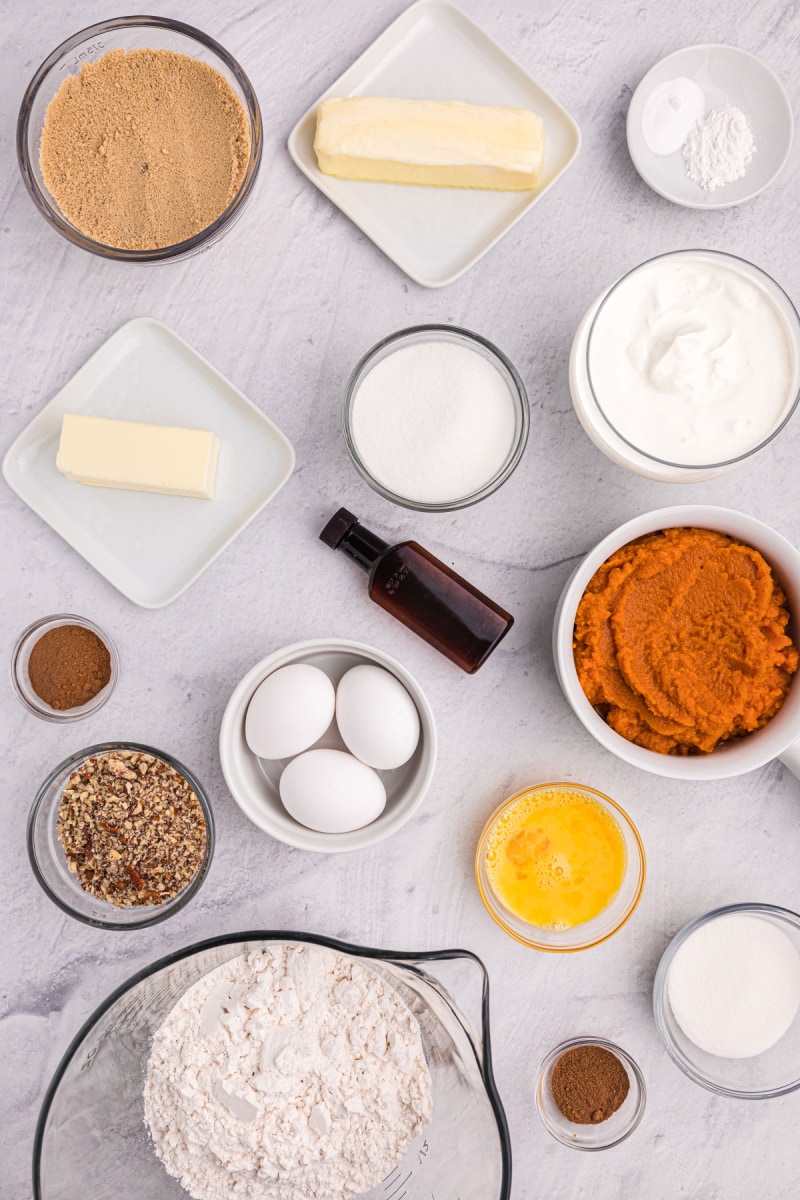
[{"xmin": 320, "ymin": 508, "xmax": 513, "ymax": 673}]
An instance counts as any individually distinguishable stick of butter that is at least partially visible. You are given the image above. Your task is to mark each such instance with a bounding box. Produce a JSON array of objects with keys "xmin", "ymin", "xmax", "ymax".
[
  {"xmin": 314, "ymin": 96, "xmax": 545, "ymax": 192},
  {"xmin": 56, "ymin": 414, "xmax": 220, "ymax": 499}
]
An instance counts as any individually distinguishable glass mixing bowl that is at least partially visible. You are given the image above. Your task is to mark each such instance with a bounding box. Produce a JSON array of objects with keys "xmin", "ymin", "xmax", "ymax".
[
  {"xmin": 653, "ymin": 903, "xmax": 800, "ymax": 1098},
  {"xmin": 33, "ymin": 933, "xmax": 511, "ymax": 1200},
  {"xmin": 27, "ymin": 742, "xmax": 214, "ymax": 930},
  {"xmin": 17, "ymin": 17, "xmax": 262, "ymax": 261},
  {"xmin": 343, "ymin": 325, "xmax": 530, "ymax": 512},
  {"xmin": 475, "ymin": 782, "xmax": 646, "ymax": 952}
]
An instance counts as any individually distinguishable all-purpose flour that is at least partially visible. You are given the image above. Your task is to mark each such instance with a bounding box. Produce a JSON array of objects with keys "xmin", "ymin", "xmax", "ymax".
[{"xmin": 144, "ymin": 944, "xmax": 432, "ymax": 1200}]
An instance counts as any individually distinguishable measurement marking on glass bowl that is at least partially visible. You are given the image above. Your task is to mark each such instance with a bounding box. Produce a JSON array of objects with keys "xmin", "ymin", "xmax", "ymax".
[{"xmin": 59, "ymin": 42, "xmax": 105, "ymax": 70}]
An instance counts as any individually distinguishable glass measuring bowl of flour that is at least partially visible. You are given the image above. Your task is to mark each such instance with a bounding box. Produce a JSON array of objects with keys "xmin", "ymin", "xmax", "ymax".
[
  {"xmin": 33, "ymin": 932, "xmax": 511, "ymax": 1200},
  {"xmin": 569, "ymin": 250, "xmax": 800, "ymax": 482},
  {"xmin": 343, "ymin": 325, "xmax": 530, "ymax": 511}
]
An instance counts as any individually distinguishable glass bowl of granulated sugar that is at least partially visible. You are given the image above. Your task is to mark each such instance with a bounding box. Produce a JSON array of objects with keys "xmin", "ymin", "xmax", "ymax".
[
  {"xmin": 17, "ymin": 17, "xmax": 262, "ymax": 261},
  {"xmin": 654, "ymin": 903, "xmax": 800, "ymax": 1098},
  {"xmin": 343, "ymin": 325, "xmax": 530, "ymax": 512}
]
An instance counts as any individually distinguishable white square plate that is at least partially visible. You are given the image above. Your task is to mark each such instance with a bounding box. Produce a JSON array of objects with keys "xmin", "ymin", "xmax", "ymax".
[
  {"xmin": 288, "ymin": 0, "xmax": 581, "ymax": 288},
  {"xmin": 2, "ymin": 318, "xmax": 295, "ymax": 608}
]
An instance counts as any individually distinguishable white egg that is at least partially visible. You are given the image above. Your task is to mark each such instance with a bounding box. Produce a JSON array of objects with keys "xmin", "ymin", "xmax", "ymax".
[
  {"xmin": 335, "ymin": 665, "xmax": 421, "ymax": 770},
  {"xmin": 245, "ymin": 664, "xmax": 335, "ymax": 760},
  {"xmin": 279, "ymin": 749, "xmax": 386, "ymax": 833}
]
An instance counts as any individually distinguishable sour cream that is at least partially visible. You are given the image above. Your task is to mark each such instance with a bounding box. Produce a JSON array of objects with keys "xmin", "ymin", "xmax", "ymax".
[{"xmin": 587, "ymin": 255, "xmax": 796, "ymax": 466}]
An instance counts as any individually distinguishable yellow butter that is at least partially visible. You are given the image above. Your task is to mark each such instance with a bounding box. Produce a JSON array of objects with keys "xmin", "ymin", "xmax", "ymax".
[
  {"xmin": 314, "ymin": 96, "xmax": 545, "ymax": 191},
  {"xmin": 56, "ymin": 414, "xmax": 220, "ymax": 499}
]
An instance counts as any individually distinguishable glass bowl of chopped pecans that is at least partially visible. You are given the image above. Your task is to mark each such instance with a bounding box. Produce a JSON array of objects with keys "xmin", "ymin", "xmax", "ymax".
[{"xmin": 27, "ymin": 743, "xmax": 214, "ymax": 929}]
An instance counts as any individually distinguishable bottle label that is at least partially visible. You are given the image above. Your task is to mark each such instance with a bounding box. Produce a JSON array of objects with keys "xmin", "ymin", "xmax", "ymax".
[{"xmin": 385, "ymin": 563, "xmax": 409, "ymax": 596}]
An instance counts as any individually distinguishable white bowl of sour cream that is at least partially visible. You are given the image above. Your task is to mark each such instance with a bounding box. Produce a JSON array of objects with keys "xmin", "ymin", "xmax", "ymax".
[{"xmin": 569, "ymin": 250, "xmax": 800, "ymax": 482}]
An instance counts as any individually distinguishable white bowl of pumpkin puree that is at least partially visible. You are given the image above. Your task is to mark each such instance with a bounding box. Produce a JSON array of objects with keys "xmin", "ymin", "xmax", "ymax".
[{"xmin": 554, "ymin": 506, "xmax": 800, "ymax": 781}]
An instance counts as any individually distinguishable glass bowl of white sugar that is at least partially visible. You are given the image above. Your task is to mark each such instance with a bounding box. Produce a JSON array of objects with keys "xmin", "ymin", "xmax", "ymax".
[
  {"xmin": 343, "ymin": 325, "xmax": 529, "ymax": 511},
  {"xmin": 653, "ymin": 903, "xmax": 800, "ymax": 1098}
]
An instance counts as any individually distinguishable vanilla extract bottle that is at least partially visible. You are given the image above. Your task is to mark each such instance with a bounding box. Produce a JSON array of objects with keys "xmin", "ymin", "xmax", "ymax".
[{"xmin": 319, "ymin": 508, "xmax": 513, "ymax": 673}]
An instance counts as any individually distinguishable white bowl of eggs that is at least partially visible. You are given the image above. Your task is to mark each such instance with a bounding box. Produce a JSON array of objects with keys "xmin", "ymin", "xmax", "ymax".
[{"xmin": 219, "ymin": 639, "xmax": 437, "ymax": 851}]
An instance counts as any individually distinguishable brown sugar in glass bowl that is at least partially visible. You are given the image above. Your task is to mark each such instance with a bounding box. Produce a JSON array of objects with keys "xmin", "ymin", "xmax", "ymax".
[
  {"xmin": 11, "ymin": 615, "xmax": 119, "ymax": 722},
  {"xmin": 17, "ymin": 17, "xmax": 262, "ymax": 262}
]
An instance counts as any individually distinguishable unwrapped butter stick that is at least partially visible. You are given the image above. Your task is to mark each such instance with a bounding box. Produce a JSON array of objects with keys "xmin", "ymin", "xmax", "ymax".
[
  {"xmin": 314, "ymin": 96, "xmax": 545, "ymax": 192},
  {"xmin": 56, "ymin": 413, "xmax": 220, "ymax": 499}
]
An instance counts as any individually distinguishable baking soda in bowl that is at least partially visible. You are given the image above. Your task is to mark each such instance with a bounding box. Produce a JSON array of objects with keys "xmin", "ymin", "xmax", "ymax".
[
  {"xmin": 667, "ymin": 913, "xmax": 800, "ymax": 1058},
  {"xmin": 349, "ymin": 335, "xmax": 520, "ymax": 505}
]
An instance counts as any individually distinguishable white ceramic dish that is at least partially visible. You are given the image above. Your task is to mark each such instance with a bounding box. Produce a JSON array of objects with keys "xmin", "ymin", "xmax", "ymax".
[
  {"xmin": 626, "ymin": 44, "xmax": 793, "ymax": 209},
  {"xmin": 553, "ymin": 506, "xmax": 800, "ymax": 781},
  {"xmin": 220, "ymin": 638, "xmax": 437, "ymax": 852},
  {"xmin": 287, "ymin": 0, "xmax": 580, "ymax": 288},
  {"xmin": 569, "ymin": 250, "xmax": 800, "ymax": 482},
  {"xmin": 2, "ymin": 318, "xmax": 295, "ymax": 608}
]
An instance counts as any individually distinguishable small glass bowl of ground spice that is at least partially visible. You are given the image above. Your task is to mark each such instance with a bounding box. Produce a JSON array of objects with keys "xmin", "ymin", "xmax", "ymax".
[
  {"xmin": 11, "ymin": 614, "xmax": 118, "ymax": 722},
  {"xmin": 17, "ymin": 17, "xmax": 262, "ymax": 261},
  {"xmin": 536, "ymin": 1037, "xmax": 646, "ymax": 1150},
  {"xmin": 28, "ymin": 743, "xmax": 214, "ymax": 929}
]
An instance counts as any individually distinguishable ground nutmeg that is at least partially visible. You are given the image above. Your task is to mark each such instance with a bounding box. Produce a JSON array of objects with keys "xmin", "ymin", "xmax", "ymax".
[
  {"xmin": 28, "ymin": 624, "xmax": 112, "ymax": 710},
  {"xmin": 551, "ymin": 1043, "xmax": 630, "ymax": 1124}
]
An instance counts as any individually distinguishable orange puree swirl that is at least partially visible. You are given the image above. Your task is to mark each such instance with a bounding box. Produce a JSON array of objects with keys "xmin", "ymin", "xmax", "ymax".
[{"xmin": 573, "ymin": 528, "xmax": 799, "ymax": 755}]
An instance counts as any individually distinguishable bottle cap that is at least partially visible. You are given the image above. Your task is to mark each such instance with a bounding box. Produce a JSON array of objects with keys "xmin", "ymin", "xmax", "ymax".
[{"xmin": 319, "ymin": 507, "xmax": 359, "ymax": 549}]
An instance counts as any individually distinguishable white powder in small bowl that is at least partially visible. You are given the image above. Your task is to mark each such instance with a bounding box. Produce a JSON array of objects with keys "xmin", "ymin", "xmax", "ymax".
[
  {"xmin": 667, "ymin": 912, "xmax": 800, "ymax": 1059},
  {"xmin": 350, "ymin": 338, "xmax": 520, "ymax": 505},
  {"xmin": 682, "ymin": 105, "xmax": 755, "ymax": 191}
]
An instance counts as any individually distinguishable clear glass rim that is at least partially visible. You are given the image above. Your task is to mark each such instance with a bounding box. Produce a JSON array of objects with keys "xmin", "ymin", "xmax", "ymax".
[
  {"xmin": 653, "ymin": 901, "xmax": 800, "ymax": 1099},
  {"xmin": 26, "ymin": 741, "xmax": 215, "ymax": 930},
  {"xmin": 342, "ymin": 324, "xmax": 530, "ymax": 513},
  {"xmin": 31, "ymin": 934, "xmax": 511, "ymax": 1200},
  {"xmin": 585, "ymin": 249, "xmax": 800, "ymax": 470},
  {"xmin": 475, "ymin": 782, "xmax": 646, "ymax": 952},
  {"xmin": 16, "ymin": 15, "xmax": 263, "ymax": 262},
  {"xmin": 535, "ymin": 1035, "xmax": 647, "ymax": 1150},
  {"xmin": 10, "ymin": 613, "xmax": 119, "ymax": 722}
]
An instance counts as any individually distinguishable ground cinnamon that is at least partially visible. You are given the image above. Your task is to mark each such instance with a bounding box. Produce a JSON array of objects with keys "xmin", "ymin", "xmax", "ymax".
[
  {"xmin": 551, "ymin": 1044, "xmax": 630, "ymax": 1124},
  {"xmin": 28, "ymin": 625, "xmax": 111, "ymax": 710}
]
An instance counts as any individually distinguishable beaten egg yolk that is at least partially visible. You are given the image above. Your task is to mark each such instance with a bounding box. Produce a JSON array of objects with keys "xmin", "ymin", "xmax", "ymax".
[{"xmin": 484, "ymin": 787, "xmax": 627, "ymax": 930}]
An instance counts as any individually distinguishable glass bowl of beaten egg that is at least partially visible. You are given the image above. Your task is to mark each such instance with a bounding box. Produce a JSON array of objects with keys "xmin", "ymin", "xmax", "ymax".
[
  {"xmin": 475, "ymin": 782, "xmax": 646, "ymax": 952},
  {"xmin": 17, "ymin": 17, "xmax": 262, "ymax": 261}
]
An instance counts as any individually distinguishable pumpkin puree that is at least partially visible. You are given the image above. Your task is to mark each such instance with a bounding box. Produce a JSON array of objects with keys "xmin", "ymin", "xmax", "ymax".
[{"xmin": 573, "ymin": 528, "xmax": 799, "ymax": 755}]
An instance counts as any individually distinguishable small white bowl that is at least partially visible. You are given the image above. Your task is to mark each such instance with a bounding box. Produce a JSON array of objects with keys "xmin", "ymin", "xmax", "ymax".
[
  {"xmin": 219, "ymin": 638, "xmax": 437, "ymax": 852},
  {"xmin": 626, "ymin": 44, "xmax": 793, "ymax": 209},
  {"xmin": 553, "ymin": 505, "xmax": 800, "ymax": 781}
]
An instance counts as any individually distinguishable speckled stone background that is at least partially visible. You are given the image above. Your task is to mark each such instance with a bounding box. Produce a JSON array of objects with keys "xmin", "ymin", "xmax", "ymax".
[{"xmin": 2, "ymin": 1, "xmax": 800, "ymax": 1196}]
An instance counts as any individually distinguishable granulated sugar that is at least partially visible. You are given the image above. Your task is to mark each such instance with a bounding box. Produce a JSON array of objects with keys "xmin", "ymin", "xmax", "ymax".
[
  {"xmin": 667, "ymin": 912, "xmax": 800, "ymax": 1058},
  {"xmin": 40, "ymin": 48, "xmax": 250, "ymax": 249},
  {"xmin": 350, "ymin": 339, "xmax": 518, "ymax": 504},
  {"xmin": 144, "ymin": 943, "xmax": 432, "ymax": 1200}
]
